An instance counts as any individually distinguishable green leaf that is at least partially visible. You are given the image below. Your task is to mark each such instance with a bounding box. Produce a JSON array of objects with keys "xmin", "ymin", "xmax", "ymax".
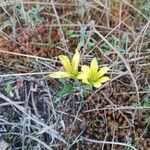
[
  {"xmin": 143, "ymin": 98, "xmax": 150, "ymax": 107},
  {"xmin": 56, "ymin": 84, "xmax": 74, "ymax": 100},
  {"xmin": 112, "ymin": 35, "xmax": 119, "ymax": 47},
  {"xmin": 70, "ymin": 34, "xmax": 80, "ymax": 38},
  {"xmin": 83, "ymin": 84, "xmax": 93, "ymax": 96},
  {"xmin": 65, "ymin": 30, "xmax": 74, "ymax": 36},
  {"xmin": 77, "ymin": 38, "xmax": 84, "ymax": 50},
  {"xmin": 4, "ymin": 84, "xmax": 13, "ymax": 94},
  {"xmin": 88, "ymin": 41, "xmax": 95, "ymax": 48}
]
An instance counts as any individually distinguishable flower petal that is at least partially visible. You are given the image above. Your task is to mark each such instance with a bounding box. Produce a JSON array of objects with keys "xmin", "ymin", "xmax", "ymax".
[
  {"xmin": 59, "ymin": 55, "xmax": 72, "ymax": 72},
  {"xmin": 90, "ymin": 57, "xmax": 98, "ymax": 74},
  {"xmin": 81, "ymin": 65, "xmax": 90, "ymax": 74},
  {"xmin": 82, "ymin": 78, "xmax": 90, "ymax": 84},
  {"xmin": 77, "ymin": 72, "xmax": 87, "ymax": 79},
  {"xmin": 72, "ymin": 49, "xmax": 80, "ymax": 73},
  {"xmin": 97, "ymin": 67, "xmax": 109, "ymax": 78},
  {"xmin": 49, "ymin": 72, "xmax": 71, "ymax": 78},
  {"xmin": 97, "ymin": 76, "xmax": 110, "ymax": 83},
  {"xmin": 93, "ymin": 81, "xmax": 102, "ymax": 88}
]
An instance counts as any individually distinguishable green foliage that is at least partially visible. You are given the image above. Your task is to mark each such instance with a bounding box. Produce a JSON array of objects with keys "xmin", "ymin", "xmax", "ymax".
[
  {"xmin": 82, "ymin": 84, "xmax": 93, "ymax": 96},
  {"xmin": 55, "ymin": 84, "xmax": 74, "ymax": 100},
  {"xmin": 62, "ymin": 19, "xmax": 96, "ymax": 50},
  {"xmin": 73, "ymin": 80, "xmax": 93, "ymax": 96},
  {"xmin": 62, "ymin": 19, "xmax": 75, "ymax": 38},
  {"xmin": 75, "ymin": 26, "xmax": 96, "ymax": 50},
  {"xmin": 4, "ymin": 83, "xmax": 13, "ymax": 94},
  {"xmin": 143, "ymin": 98, "xmax": 150, "ymax": 107},
  {"xmin": 16, "ymin": 4, "xmax": 45, "ymax": 24},
  {"xmin": 140, "ymin": 0, "xmax": 150, "ymax": 17},
  {"xmin": 102, "ymin": 33, "xmax": 131, "ymax": 55},
  {"xmin": 77, "ymin": 1, "xmax": 89, "ymax": 18},
  {"xmin": 53, "ymin": 79, "xmax": 93, "ymax": 103}
]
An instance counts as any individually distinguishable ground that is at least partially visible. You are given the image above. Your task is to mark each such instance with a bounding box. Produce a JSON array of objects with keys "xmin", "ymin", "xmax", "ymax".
[{"xmin": 0, "ymin": 0, "xmax": 150, "ymax": 150}]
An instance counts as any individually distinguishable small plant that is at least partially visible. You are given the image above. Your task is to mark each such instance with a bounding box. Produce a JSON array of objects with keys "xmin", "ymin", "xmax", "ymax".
[
  {"xmin": 4, "ymin": 83, "xmax": 14, "ymax": 97},
  {"xmin": 49, "ymin": 49, "xmax": 80, "ymax": 79},
  {"xmin": 143, "ymin": 98, "xmax": 150, "ymax": 107},
  {"xmin": 49, "ymin": 49, "xmax": 110, "ymax": 88},
  {"xmin": 72, "ymin": 26, "xmax": 97, "ymax": 50},
  {"xmin": 77, "ymin": 58, "xmax": 110, "ymax": 88},
  {"xmin": 16, "ymin": 4, "xmax": 45, "ymax": 24},
  {"xmin": 55, "ymin": 84, "xmax": 74, "ymax": 102},
  {"xmin": 140, "ymin": 0, "xmax": 150, "ymax": 17},
  {"xmin": 62, "ymin": 22, "xmax": 96, "ymax": 50}
]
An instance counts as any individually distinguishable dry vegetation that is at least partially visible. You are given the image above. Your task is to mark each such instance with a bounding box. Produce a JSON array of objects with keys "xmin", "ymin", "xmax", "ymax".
[{"xmin": 0, "ymin": 0, "xmax": 150, "ymax": 150}]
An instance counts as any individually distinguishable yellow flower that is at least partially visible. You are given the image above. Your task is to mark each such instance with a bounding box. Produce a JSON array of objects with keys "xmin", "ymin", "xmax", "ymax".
[
  {"xmin": 49, "ymin": 49, "xmax": 80, "ymax": 79},
  {"xmin": 77, "ymin": 57, "xmax": 110, "ymax": 88}
]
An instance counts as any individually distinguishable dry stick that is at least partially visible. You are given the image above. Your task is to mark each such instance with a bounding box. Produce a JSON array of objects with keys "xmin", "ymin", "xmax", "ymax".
[
  {"xmin": 102, "ymin": 93, "xmax": 131, "ymax": 126},
  {"xmin": 31, "ymin": 85, "xmax": 41, "ymax": 120},
  {"xmin": 25, "ymin": 135, "xmax": 53, "ymax": 150},
  {"xmin": 105, "ymin": 0, "xmax": 110, "ymax": 28},
  {"xmin": 86, "ymin": 71, "xmax": 128, "ymax": 103},
  {"xmin": 111, "ymin": 127, "xmax": 116, "ymax": 150},
  {"xmin": 118, "ymin": 1, "xmax": 123, "ymax": 30},
  {"xmin": 115, "ymin": 90, "xmax": 150, "ymax": 95},
  {"xmin": 121, "ymin": 0, "xmax": 149, "ymax": 21},
  {"xmin": 0, "ymin": 72, "xmax": 50, "ymax": 78},
  {"xmin": 2, "ymin": 0, "xmax": 146, "ymax": 33},
  {"xmin": 93, "ymin": 0, "xmax": 107, "ymax": 9},
  {"xmin": 43, "ymin": 75, "xmax": 57, "ymax": 121},
  {"xmin": 116, "ymin": 56, "xmax": 150, "ymax": 65},
  {"xmin": 67, "ymin": 127, "xmax": 86, "ymax": 150},
  {"xmin": 21, "ymin": 81, "xmax": 32, "ymax": 150},
  {"xmin": 89, "ymin": 1, "xmax": 138, "ymax": 36},
  {"xmin": 137, "ymin": 24, "xmax": 149, "ymax": 57},
  {"xmin": 0, "ymin": 92, "xmax": 53, "ymax": 128},
  {"xmin": 10, "ymin": 0, "xmax": 147, "ymax": 24},
  {"xmin": 50, "ymin": 0, "xmax": 69, "ymax": 52},
  {"xmin": 93, "ymin": 28, "xmax": 140, "ymax": 127},
  {"xmin": 0, "ymin": 4, "xmax": 13, "ymax": 19},
  {"xmin": 68, "ymin": 102, "xmax": 83, "ymax": 142},
  {"xmin": 81, "ymin": 137, "xmax": 137, "ymax": 150},
  {"xmin": 135, "ymin": 121, "xmax": 150, "ymax": 148},
  {"xmin": 94, "ymin": 14, "xmax": 122, "ymax": 60},
  {"xmin": 84, "ymin": 106, "xmax": 150, "ymax": 113},
  {"xmin": 93, "ymin": 28, "xmax": 140, "ymax": 104},
  {"xmin": 35, "ymin": 48, "xmax": 57, "ymax": 122},
  {"xmin": 0, "ymin": 118, "xmax": 21, "ymax": 125},
  {"xmin": 55, "ymin": 110, "xmax": 82, "ymax": 122},
  {"xmin": 81, "ymin": 21, "xmax": 95, "ymax": 59},
  {"xmin": 86, "ymin": 16, "xmax": 130, "ymax": 57},
  {"xmin": 0, "ymin": 92, "xmax": 69, "ymax": 146},
  {"xmin": 127, "ymin": 20, "xmax": 150, "ymax": 52},
  {"xmin": 1, "ymin": 1, "xmax": 77, "ymax": 7},
  {"xmin": 97, "ymin": 46, "xmax": 112, "ymax": 62},
  {"xmin": 0, "ymin": 102, "xmax": 24, "ymax": 107},
  {"xmin": 1, "ymin": 23, "xmax": 133, "ymax": 35},
  {"xmin": 101, "ymin": 132, "xmax": 108, "ymax": 150},
  {"xmin": 0, "ymin": 50, "xmax": 54, "ymax": 61},
  {"xmin": 0, "ymin": 2, "xmax": 130, "ymax": 34},
  {"xmin": 0, "ymin": 30, "xmax": 35, "ymax": 55},
  {"xmin": 0, "ymin": 17, "xmax": 131, "ymax": 62}
]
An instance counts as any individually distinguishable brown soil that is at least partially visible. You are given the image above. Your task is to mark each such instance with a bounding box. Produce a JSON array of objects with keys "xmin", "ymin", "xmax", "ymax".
[{"xmin": 0, "ymin": 0, "xmax": 150, "ymax": 150}]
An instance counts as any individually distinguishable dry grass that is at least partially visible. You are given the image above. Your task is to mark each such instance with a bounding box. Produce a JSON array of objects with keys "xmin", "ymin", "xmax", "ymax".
[{"xmin": 0, "ymin": 0, "xmax": 150, "ymax": 150}]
